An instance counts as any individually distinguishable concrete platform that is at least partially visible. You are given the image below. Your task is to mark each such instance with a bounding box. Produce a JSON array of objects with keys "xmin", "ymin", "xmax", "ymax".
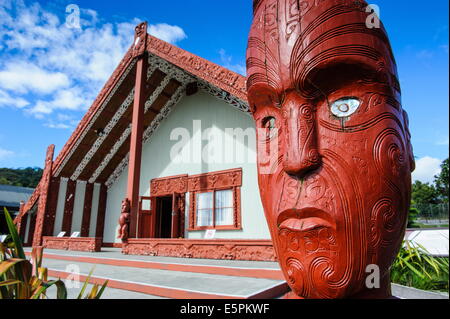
[
  {"xmin": 31, "ymin": 248, "xmax": 280, "ymax": 269},
  {"xmin": 46, "ymin": 279, "xmax": 166, "ymax": 299},
  {"xmin": 25, "ymin": 248, "xmax": 287, "ymax": 299}
]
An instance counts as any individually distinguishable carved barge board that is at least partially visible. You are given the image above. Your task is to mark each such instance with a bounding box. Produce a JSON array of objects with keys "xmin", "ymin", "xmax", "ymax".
[{"xmin": 32, "ymin": 145, "xmax": 55, "ymax": 247}]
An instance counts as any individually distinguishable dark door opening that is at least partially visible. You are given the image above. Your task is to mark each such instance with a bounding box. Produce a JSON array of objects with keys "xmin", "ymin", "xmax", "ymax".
[{"xmin": 155, "ymin": 196, "xmax": 173, "ymax": 238}]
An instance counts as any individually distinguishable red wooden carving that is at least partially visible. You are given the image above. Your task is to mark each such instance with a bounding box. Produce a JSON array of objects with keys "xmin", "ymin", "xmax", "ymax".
[
  {"xmin": 128, "ymin": 27, "xmax": 149, "ymax": 238},
  {"xmin": 122, "ymin": 239, "xmax": 276, "ymax": 261},
  {"xmin": 187, "ymin": 169, "xmax": 243, "ymax": 230},
  {"xmin": 95, "ymin": 184, "xmax": 108, "ymax": 238},
  {"xmin": 133, "ymin": 22, "xmax": 148, "ymax": 58},
  {"xmin": 146, "ymin": 35, "xmax": 247, "ymax": 101},
  {"xmin": 32, "ymin": 145, "xmax": 55, "ymax": 247},
  {"xmin": 118, "ymin": 198, "xmax": 131, "ymax": 241},
  {"xmin": 187, "ymin": 168, "xmax": 242, "ymax": 192},
  {"xmin": 16, "ymin": 201, "xmax": 26, "ymax": 240},
  {"xmin": 150, "ymin": 175, "xmax": 188, "ymax": 197},
  {"xmin": 247, "ymin": 0, "xmax": 414, "ymax": 299},
  {"xmin": 80, "ymin": 182, "xmax": 94, "ymax": 237},
  {"xmin": 40, "ymin": 177, "xmax": 60, "ymax": 238},
  {"xmin": 61, "ymin": 179, "xmax": 76, "ymax": 236},
  {"xmin": 43, "ymin": 237, "xmax": 102, "ymax": 252}
]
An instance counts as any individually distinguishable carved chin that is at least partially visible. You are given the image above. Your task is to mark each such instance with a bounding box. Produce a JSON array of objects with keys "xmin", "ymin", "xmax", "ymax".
[{"xmin": 277, "ymin": 225, "xmax": 346, "ymax": 299}]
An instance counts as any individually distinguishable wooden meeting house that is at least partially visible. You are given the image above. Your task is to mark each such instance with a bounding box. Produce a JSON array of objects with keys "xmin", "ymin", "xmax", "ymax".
[{"xmin": 14, "ymin": 23, "xmax": 275, "ymax": 261}]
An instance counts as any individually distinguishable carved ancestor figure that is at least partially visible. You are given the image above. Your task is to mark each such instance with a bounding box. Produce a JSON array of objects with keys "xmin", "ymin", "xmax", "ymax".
[
  {"xmin": 118, "ymin": 198, "xmax": 131, "ymax": 241},
  {"xmin": 247, "ymin": 0, "xmax": 414, "ymax": 298}
]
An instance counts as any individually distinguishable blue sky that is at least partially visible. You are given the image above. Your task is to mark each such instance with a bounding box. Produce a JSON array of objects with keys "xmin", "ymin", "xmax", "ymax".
[{"xmin": 0, "ymin": 0, "xmax": 448, "ymax": 184}]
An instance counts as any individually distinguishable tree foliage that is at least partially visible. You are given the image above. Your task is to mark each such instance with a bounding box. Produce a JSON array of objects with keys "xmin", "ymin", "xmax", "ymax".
[
  {"xmin": 434, "ymin": 158, "xmax": 449, "ymax": 203},
  {"xmin": 0, "ymin": 167, "xmax": 43, "ymax": 188},
  {"xmin": 411, "ymin": 180, "xmax": 439, "ymax": 204}
]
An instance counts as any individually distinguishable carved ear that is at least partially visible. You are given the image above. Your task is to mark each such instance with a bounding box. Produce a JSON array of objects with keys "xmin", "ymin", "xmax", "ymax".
[{"xmin": 402, "ymin": 110, "xmax": 415, "ymax": 172}]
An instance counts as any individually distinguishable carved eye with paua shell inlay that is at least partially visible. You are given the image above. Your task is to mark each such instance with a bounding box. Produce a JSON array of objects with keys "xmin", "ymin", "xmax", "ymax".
[{"xmin": 330, "ymin": 98, "xmax": 360, "ymax": 118}]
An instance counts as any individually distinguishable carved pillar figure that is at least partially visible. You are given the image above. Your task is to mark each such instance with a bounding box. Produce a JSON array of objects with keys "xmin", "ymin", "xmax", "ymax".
[
  {"xmin": 127, "ymin": 22, "xmax": 148, "ymax": 238},
  {"xmin": 118, "ymin": 198, "xmax": 131, "ymax": 241},
  {"xmin": 246, "ymin": 0, "xmax": 414, "ymax": 298}
]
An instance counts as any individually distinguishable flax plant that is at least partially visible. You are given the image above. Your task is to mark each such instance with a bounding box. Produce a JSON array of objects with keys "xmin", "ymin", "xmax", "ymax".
[
  {"xmin": 0, "ymin": 208, "xmax": 108, "ymax": 299},
  {"xmin": 391, "ymin": 239, "xmax": 449, "ymax": 292}
]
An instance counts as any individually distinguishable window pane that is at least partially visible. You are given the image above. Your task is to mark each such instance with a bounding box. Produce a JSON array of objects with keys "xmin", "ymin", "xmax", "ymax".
[
  {"xmin": 216, "ymin": 208, "xmax": 234, "ymax": 226},
  {"xmin": 197, "ymin": 192, "xmax": 213, "ymax": 209},
  {"xmin": 215, "ymin": 190, "xmax": 234, "ymax": 226},
  {"xmin": 215, "ymin": 189, "xmax": 233, "ymax": 208},
  {"xmin": 196, "ymin": 192, "xmax": 213, "ymax": 226},
  {"xmin": 197, "ymin": 209, "xmax": 213, "ymax": 226}
]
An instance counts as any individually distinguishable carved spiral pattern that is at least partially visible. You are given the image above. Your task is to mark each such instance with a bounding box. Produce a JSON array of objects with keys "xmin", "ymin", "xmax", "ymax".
[
  {"xmin": 309, "ymin": 256, "xmax": 339, "ymax": 299},
  {"xmin": 285, "ymin": 258, "xmax": 307, "ymax": 296}
]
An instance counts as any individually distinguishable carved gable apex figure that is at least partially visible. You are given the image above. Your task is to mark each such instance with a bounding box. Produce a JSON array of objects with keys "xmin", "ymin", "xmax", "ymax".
[{"xmin": 246, "ymin": 0, "xmax": 414, "ymax": 298}]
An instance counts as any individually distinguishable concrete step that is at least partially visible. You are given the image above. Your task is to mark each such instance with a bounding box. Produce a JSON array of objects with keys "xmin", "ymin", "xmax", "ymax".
[
  {"xmin": 25, "ymin": 248, "xmax": 288, "ymax": 299},
  {"xmin": 25, "ymin": 248, "xmax": 283, "ymax": 280},
  {"xmin": 46, "ymin": 279, "xmax": 166, "ymax": 299}
]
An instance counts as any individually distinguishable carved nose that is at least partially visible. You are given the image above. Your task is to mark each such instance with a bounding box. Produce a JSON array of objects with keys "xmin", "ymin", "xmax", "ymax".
[{"xmin": 282, "ymin": 94, "xmax": 321, "ymax": 178}]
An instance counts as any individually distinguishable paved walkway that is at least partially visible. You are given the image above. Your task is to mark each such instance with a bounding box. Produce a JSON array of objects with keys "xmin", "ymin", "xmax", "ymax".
[
  {"xmin": 25, "ymin": 248, "xmax": 286, "ymax": 299},
  {"xmin": 31, "ymin": 247, "xmax": 281, "ymax": 269}
]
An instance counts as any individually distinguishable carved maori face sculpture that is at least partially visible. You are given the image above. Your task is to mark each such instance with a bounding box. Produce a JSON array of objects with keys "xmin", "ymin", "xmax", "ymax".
[{"xmin": 247, "ymin": 0, "xmax": 415, "ymax": 298}]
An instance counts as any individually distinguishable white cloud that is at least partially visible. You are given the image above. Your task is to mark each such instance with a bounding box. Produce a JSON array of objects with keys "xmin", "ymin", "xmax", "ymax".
[
  {"xmin": 0, "ymin": 89, "xmax": 28, "ymax": 108},
  {"xmin": 44, "ymin": 122, "xmax": 71, "ymax": 129},
  {"xmin": 218, "ymin": 48, "xmax": 246, "ymax": 75},
  {"xmin": 148, "ymin": 23, "xmax": 187, "ymax": 44},
  {"xmin": 0, "ymin": 62, "xmax": 70, "ymax": 94},
  {"xmin": 0, "ymin": 146, "xmax": 14, "ymax": 160},
  {"xmin": 0, "ymin": 1, "xmax": 187, "ymax": 124},
  {"xmin": 412, "ymin": 156, "xmax": 442, "ymax": 184}
]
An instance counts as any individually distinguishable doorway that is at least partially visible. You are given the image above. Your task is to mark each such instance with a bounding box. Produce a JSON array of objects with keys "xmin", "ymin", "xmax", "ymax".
[{"xmin": 155, "ymin": 196, "xmax": 173, "ymax": 238}]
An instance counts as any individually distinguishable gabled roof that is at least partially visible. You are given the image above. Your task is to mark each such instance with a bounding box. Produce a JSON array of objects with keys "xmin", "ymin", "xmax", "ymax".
[
  {"xmin": 0, "ymin": 184, "xmax": 34, "ymax": 209},
  {"xmin": 46, "ymin": 33, "xmax": 248, "ymax": 189}
]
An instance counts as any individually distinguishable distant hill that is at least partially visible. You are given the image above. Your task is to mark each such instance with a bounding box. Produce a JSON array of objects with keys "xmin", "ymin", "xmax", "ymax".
[{"xmin": 0, "ymin": 167, "xmax": 43, "ymax": 188}]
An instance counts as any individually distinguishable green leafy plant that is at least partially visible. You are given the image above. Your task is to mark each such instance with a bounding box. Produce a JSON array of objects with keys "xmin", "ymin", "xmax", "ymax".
[
  {"xmin": 408, "ymin": 201, "xmax": 420, "ymax": 228},
  {"xmin": 0, "ymin": 208, "xmax": 108, "ymax": 299},
  {"xmin": 391, "ymin": 239, "xmax": 449, "ymax": 292}
]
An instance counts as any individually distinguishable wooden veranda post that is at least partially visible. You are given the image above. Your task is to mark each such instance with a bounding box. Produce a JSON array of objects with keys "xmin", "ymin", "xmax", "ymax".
[{"xmin": 127, "ymin": 22, "xmax": 148, "ymax": 238}]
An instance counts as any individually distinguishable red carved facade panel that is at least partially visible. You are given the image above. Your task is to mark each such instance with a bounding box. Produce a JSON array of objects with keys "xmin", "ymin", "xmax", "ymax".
[
  {"xmin": 43, "ymin": 177, "xmax": 60, "ymax": 237},
  {"xmin": 81, "ymin": 183, "xmax": 94, "ymax": 237},
  {"xmin": 16, "ymin": 202, "xmax": 26, "ymax": 240},
  {"xmin": 95, "ymin": 184, "xmax": 108, "ymax": 238},
  {"xmin": 32, "ymin": 145, "xmax": 55, "ymax": 247},
  {"xmin": 61, "ymin": 179, "xmax": 76, "ymax": 236},
  {"xmin": 25, "ymin": 213, "xmax": 37, "ymax": 247},
  {"xmin": 122, "ymin": 239, "xmax": 276, "ymax": 261},
  {"xmin": 187, "ymin": 168, "xmax": 242, "ymax": 192},
  {"xmin": 188, "ymin": 168, "xmax": 242, "ymax": 230},
  {"xmin": 150, "ymin": 175, "xmax": 188, "ymax": 197},
  {"xmin": 43, "ymin": 237, "xmax": 102, "ymax": 252}
]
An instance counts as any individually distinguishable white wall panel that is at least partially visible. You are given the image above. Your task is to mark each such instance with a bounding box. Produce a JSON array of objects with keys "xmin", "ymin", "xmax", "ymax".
[
  {"xmin": 105, "ymin": 91, "xmax": 270, "ymax": 242},
  {"xmin": 70, "ymin": 181, "xmax": 86, "ymax": 234},
  {"xmin": 53, "ymin": 178, "xmax": 67, "ymax": 236}
]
